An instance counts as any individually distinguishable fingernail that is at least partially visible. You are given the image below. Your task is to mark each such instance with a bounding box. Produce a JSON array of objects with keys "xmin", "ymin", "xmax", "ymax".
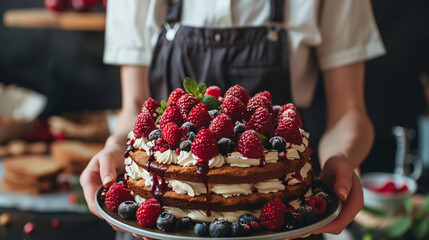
[
  {"xmin": 339, "ymin": 187, "xmax": 348, "ymax": 200},
  {"xmin": 103, "ymin": 176, "xmax": 113, "ymax": 186}
]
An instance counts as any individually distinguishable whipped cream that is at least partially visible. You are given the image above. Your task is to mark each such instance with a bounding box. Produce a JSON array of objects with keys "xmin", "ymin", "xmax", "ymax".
[
  {"xmin": 264, "ymin": 150, "xmax": 279, "ymax": 163},
  {"xmin": 208, "ymin": 154, "xmax": 226, "ymax": 168},
  {"xmin": 285, "ymin": 161, "xmax": 312, "ymax": 185},
  {"xmin": 163, "ymin": 206, "xmax": 261, "ymax": 222},
  {"xmin": 286, "ymin": 143, "xmax": 300, "ymax": 160},
  {"xmin": 177, "ymin": 151, "xmax": 196, "ymax": 166},
  {"xmin": 168, "ymin": 180, "xmax": 207, "ymax": 197},
  {"xmin": 289, "ymin": 198, "xmax": 302, "ymax": 210},
  {"xmin": 211, "ymin": 183, "xmax": 253, "ymax": 198},
  {"xmin": 304, "ymin": 188, "xmax": 313, "ymax": 198},
  {"xmin": 124, "ymin": 157, "xmax": 151, "ymax": 186},
  {"xmin": 300, "ymin": 162, "xmax": 312, "ymax": 179},
  {"xmin": 134, "ymin": 194, "xmax": 146, "ymax": 205},
  {"xmin": 155, "ymin": 149, "xmax": 178, "ymax": 164},
  {"xmin": 226, "ymin": 152, "xmax": 260, "ymax": 167},
  {"xmin": 254, "ymin": 179, "xmax": 285, "ymax": 194}
]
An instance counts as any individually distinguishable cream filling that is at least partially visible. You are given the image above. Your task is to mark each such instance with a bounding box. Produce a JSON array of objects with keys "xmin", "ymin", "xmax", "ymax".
[
  {"xmin": 124, "ymin": 157, "xmax": 151, "ymax": 188},
  {"xmin": 304, "ymin": 188, "xmax": 313, "ymax": 198},
  {"xmin": 289, "ymin": 198, "xmax": 302, "ymax": 210},
  {"xmin": 155, "ymin": 149, "xmax": 178, "ymax": 164},
  {"xmin": 163, "ymin": 206, "xmax": 261, "ymax": 222},
  {"xmin": 264, "ymin": 150, "xmax": 279, "ymax": 163},
  {"xmin": 226, "ymin": 152, "xmax": 260, "ymax": 167},
  {"xmin": 286, "ymin": 143, "xmax": 300, "ymax": 160},
  {"xmin": 177, "ymin": 151, "xmax": 196, "ymax": 166},
  {"xmin": 285, "ymin": 162, "xmax": 312, "ymax": 186},
  {"xmin": 254, "ymin": 179, "xmax": 285, "ymax": 194},
  {"xmin": 211, "ymin": 183, "xmax": 254, "ymax": 198}
]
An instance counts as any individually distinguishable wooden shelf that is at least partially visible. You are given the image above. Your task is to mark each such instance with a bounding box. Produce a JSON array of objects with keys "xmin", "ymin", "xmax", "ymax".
[{"xmin": 3, "ymin": 8, "xmax": 105, "ymax": 31}]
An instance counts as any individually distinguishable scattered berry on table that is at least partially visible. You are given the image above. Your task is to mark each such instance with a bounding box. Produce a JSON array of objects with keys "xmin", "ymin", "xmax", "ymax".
[
  {"xmin": 118, "ymin": 201, "xmax": 138, "ymax": 220},
  {"xmin": 105, "ymin": 182, "xmax": 133, "ymax": 211},
  {"xmin": 51, "ymin": 218, "xmax": 60, "ymax": 228},
  {"xmin": 209, "ymin": 218, "xmax": 231, "ymax": 237},
  {"xmin": 136, "ymin": 199, "xmax": 162, "ymax": 227},
  {"xmin": 194, "ymin": 222, "xmax": 209, "ymax": 236},
  {"xmin": 23, "ymin": 222, "xmax": 35, "ymax": 234},
  {"xmin": 218, "ymin": 138, "xmax": 235, "ymax": 155},
  {"xmin": 156, "ymin": 212, "xmax": 177, "ymax": 232}
]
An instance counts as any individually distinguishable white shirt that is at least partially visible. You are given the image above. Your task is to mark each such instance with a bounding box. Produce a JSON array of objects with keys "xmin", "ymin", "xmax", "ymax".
[{"xmin": 104, "ymin": 0, "xmax": 385, "ymax": 107}]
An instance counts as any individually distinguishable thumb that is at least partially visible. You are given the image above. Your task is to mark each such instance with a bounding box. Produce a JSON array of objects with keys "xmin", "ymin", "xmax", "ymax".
[
  {"xmin": 99, "ymin": 152, "xmax": 119, "ymax": 188},
  {"xmin": 333, "ymin": 164, "xmax": 353, "ymax": 201}
]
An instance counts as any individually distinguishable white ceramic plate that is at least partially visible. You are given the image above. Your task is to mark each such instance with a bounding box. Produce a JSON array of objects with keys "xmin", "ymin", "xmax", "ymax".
[{"xmin": 95, "ymin": 186, "xmax": 341, "ymax": 239}]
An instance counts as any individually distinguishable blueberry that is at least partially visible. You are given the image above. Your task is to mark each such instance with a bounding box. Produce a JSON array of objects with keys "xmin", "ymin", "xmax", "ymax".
[
  {"xmin": 234, "ymin": 123, "xmax": 245, "ymax": 134},
  {"xmin": 176, "ymin": 217, "xmax": 193, "ymax": 230},
  {"xmin": 179, "ymin": 140, "xmax": 192, "ymax": 152},
  {"xmin": 187, "ymin": 132, "xmax": 196, "ymax": 142},
  {"xmin": 231, "ymin": 221, "xmax": 245, "ymax": 237},
  {"xmin": 273, "ymin": 105, "xmax": 281, "ymax": 112},
  {"xmin": 182, "ymin": 122, "xmax": 197, "ymax": 133},
  {"xmin": 292, "ymin": 211, "xmax": 304, "ymax": 228},
  {"xmin": 296, "ymin": 205, "xmax": 315, "ymax": 225},
  {"xmin": 238, "ymin": 213, "xmax": 258, "ymax": 225},
  {"xmin": 194, "ymin": 222, "xmax": 209, "ymax": 236},
  {"xmin": 208, "ymin": 109, "xmax": 219, "ymax": 117},
  {"xmin": 148, "ymin": 129, "xmax": 162, "ymax": 141},
  {"xmin": 118, "ymin": 201, "xmax": 138, "ymax": 220},
  {"xmin": 209, "ymin": 218, "xmax": 231, "ymax": 237},
  {"xmin": 269, "ymin": 136, "xmax": 286, "ymax": 152},
  {"xmin": 156, "ymin": 212, "xmax": 176, "ymax": 232},
  {"xmin": 218, "ymin": 138, "xmax": 234, "ymax": 155}
]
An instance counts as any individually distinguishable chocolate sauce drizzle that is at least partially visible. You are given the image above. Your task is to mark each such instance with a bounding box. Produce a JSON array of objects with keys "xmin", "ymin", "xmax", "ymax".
[{"xmin": 146, "ymin": 152, "xmax": 170, "ymax": 203}]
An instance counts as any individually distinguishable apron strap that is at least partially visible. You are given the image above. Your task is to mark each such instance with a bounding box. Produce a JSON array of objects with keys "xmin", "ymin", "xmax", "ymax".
[{"xmin": 165, "ymin": 0, "xmax": 285, "ymax": 23}]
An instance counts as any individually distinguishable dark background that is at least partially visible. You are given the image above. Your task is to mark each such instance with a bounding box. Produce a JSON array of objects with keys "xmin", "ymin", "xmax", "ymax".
[{"xmin": 1, "ymin": 1, "xmax": 428, "ymax": 174}]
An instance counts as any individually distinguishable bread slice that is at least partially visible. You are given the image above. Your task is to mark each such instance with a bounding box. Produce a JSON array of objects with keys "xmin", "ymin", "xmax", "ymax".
[
  {"xmin": 3, "ymin": 155, "xmax": 62, "ymax": 179},
  {"xmin": 50, "ymin": 140, "xmax": 103, "ymax": 174}
]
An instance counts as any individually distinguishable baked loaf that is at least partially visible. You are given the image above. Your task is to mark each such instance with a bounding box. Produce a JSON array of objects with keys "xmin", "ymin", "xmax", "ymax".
[{"xmin": 125, "ymin": 81, "xmax": 314, "ymax": 222}]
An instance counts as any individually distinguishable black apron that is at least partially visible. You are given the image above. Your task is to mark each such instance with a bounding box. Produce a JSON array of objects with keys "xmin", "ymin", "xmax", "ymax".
[{"xmin": 149, "ymin": 0, "xmax": 291, "ymax": 106}]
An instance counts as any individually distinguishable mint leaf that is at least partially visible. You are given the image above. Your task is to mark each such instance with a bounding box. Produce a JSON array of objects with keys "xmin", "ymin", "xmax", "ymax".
[
  {"xmin": 161, "ymin": 100, "xmax": 168, "ymax": 109},
  {"xmin": 255, "ymin": 131, "xmax": 268, "ymax": 146},
  {"xmin": 156, "ymin": 107, "xmax": 164, "ymax": 115},
  {"xmin": 413, "ymin": 218, "xmax": 429, "ymax": 240},
  {"xmin": 155, "ymin": 115, "xmax": 162, "ymax": 125},
  {"xmin": 197, "ymin": 83, "xmax": 207, "ymax": 96},
  {"xmin": 384, "ymin": 217, "xmax": 412, "ymax": 238},
  {"xmin": 156, "ymin": 100, "xmax": 168, "ymax": 115},
  {"xmin": 184, "ymin": 77, "xmax": 198, "ymax": 96},
  {"xmin": 200, "ymin": 95, "xmax": 221, "ymax": 110}
]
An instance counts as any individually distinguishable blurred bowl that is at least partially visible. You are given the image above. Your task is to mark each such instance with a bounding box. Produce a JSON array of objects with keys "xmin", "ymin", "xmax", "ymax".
[{"xmin": 361, "ymin": 172, "xmax": 417, "ymax": 213}]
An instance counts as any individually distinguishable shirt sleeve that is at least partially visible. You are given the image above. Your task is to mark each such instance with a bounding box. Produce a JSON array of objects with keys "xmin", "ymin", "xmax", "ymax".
[
  {"xmin": 316, "ymin": 0, "xmax": 386, "ymax": 70},
  {"xmin": 103, "ymin": 0, "xmax": 165, "ymax": 66}
]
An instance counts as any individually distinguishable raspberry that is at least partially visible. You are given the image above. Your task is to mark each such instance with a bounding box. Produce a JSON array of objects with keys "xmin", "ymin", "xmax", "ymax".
[
  {"xmin": 250, "ymin": 221, "xmax": 261, "ymax": 230},
  {"xmin": 105, "ymin": 183, "xmax": 133, "ymax": 211},
  {"xmin": 246, "ymin": 96, "xmax": 273, "ymax": 114},
  {"xmin": 245, "ymin": 107, "xmax": 275, "ymax": 137},
  {"xmin": 259, "ymin": 197, "xmax": 285, "ymax": 230},
  {"xmin": 167, "ymin": 88, "xmax": 186, "ymax": 106},
  {"xmin": 141, "ymin": 98, "xmax": 160, "ymax": 121},
  {"xmin": 237, "ymin": 130, "xmax": 263, "ymax": 158},
  {"xmin": 280, "ymin": 108, "xmax": 303, "ymax": 128},
  {"xmin": 220, "ymin": 95, "xmax": 246, "ymax": 122},
  {"xmin": 191, "ymin": 129, "xmax": 219, "ymax": 160},
  {"xmin": 272, "ymin": 105, "xmax": 281, "ymax": 129},
  {"xmin": 159, "ymin": 106, "xmax": 184, "ymax": 129},
  {"xmin": 136, "ymin": 199, "xmax": 162, "ymax": 227},
  {"xmin": 305, "ymin": 196, "xmax": 327, "ymax": 216},
  {"xmin": 188, "ymin": 103, "xmax": 212, "ymax": 130},
  {"xmin": 162, "ymin": 122, "xmax": 180, "ymax": 148},
  {"xmin": 209, "ymin": 114, "xmax": 234, "ymax": 140},
  {"xmin": 278, "ymin": 103, "xmax": 298, "ymax": 118},
  {"xmin": 275, "ymin": 118, "xmax": 303, "ymax": 145},
  {"xmin": 255, "ymin": 91, "xmax": 272, "ymax": 102},
  {"xmin": 225, "ymin": 85, "xmax": 249, "ymax": 105},
  {"xmin": 133, "ymin": 112, "xmax": 157, "ymax": 139},
  {"xmin": 205, "ymin": 86, "xmax": 222, "ymax": 99},
  {"xmin": 177, "ymin": 94, "xmax": 200, "ymax": 120}
]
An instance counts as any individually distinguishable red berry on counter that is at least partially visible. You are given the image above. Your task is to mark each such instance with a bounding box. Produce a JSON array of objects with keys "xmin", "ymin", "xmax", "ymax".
[
  {"xmin": 136, "ymin": 199, "xmax": 162, "ymax": 227},
  {"xmin": 259, "ymin": 197, "xmax": 285, "ymax": 230}
]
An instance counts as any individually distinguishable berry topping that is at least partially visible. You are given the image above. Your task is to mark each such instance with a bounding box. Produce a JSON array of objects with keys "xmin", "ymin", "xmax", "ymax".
[
  {"xmin": 281, "ymin": 108, "xmax": 303, "ymax": 128},
  {"xmin": 181, "ymin": 122, "xmax": 197, "ymax": 133},
  {"xmin": 231, "ymin": 221, "xmax": 245, "ymax": 237},
  {"xmin": 187, "ymin": 131, "xmax": 196, "ymax": 142},
  {"xmin": 225, "ymin": 85, "xmax": 249, "ymax": 105},
  {"xmin": 179, "ymin": 126, "xmax": 189, "ymax": 139},
  {"xmin": 148, "ymin": 129, "xmax": 162, "ymax": 141},
  {"xmin": 118, "ymin": 201, "xmax": 138, "ymax": 220},
  {"xmin": 105, "ymin": 183, "xmax": 133, "ymax": 211},
  {"xmin": 237, "ymin": 130, "xmax": 264, "ymax": 159},
  {"xmin": 234, "ymin": 123, "xmax": 245, "ymax": 134},
  {"xmin": 238, "ymin": 213, "xmax": 258, "ymax": 225},
  {"xmin": 246, "ymin": 95, "xmax": 273, "ymax": 114},
  {"xmin": 255, "ymin": 91, "xmax": 272, "ymax": 102},
  {"xmin": 177, "ymin": 94, "xmax": 200, "ymax": 120},
  {"xmin": 188, "ymin": 103, "xmax": 212, "ymax": 130},
  {"xmin": 162, "ymin": 122, "xmax": 180, "ymax": 148},
  {"xmin": 179, "ymin": 140, "xmax": 192, "ymax": 152},
  {"xmin": 205, "ymin": 86, "xmax": 222, "ymax": 98},
  {"xmin": 208, "ymin": 109, "xmax": 219, "ymax": 118},
  {"xmin": 136, "ymin": 199, "xmax": 162, "ymax": 227},
  {"xmin": 167, "ymin": 88, "xmax": 186, "ymax": 106},
  {"xmin": 209, "ymin": 218, "xmax": 231, "ymax": 237},
  {"xmin": 296, "ymin": 205, "xmax": 315, "ymax": 226},
  {"xmin": 316, "ymin": 191, "xmax": 332, "ymax": 209},
  {"xmin": 245, "ymin": 107, "xmax": 275, "ymax": 137},
  {"xmin": 141, "ymin": 98, "xmax": 160, "ymax": 121},
  {"xmin": 272, "ymin": 105, "xmax": 281, "ymax": 128},
  {"xmin": 259, "ymin": 197, "xmax": 285, "ymax": 230},
  {"xmin": 305, "ymin": 195, "xmax": 327, "ymax": 216},
  {"xmin": 210, "ymin": 114, "xmax": 234, "ymax": 140},
  {"xmin": 269, "ymin": 136, "xmax": 286, "ymax": 152},
  {"xmin": 156, "ymin": 212, "xmax": 177, "ymax": 232},
  {"xmin": 191, "ymin": 129, "xmax": 219, "ymax": 161},
  {"xmin": 220, "ymin": 95, "xmax": 246, "ymax": 122},
  {"xmin": 176, "ymin": 217, "xmax": 193, "ymax": 230},
  {"xmin": 194, "ymin": 222, "xmax": 209, "ymax": 236},
  {"xmin": 159, "ymin": 106, "xmax": 184, "ymax": 129},
  {"xmin": 250, "ymin": 221, "xmax": 261, "ymax": 230},
  {"xmin": 278, "ymin": 103, "xmax": 298, "ymax": 117},
  {"xmin": 133, "ymin": 112, "xmax": 157, "ymax": 139},
  {"xmin": 218, "ymin": 138, "xmax": 235, "ymax": 155},
  {"xmin": 275, "ymin": 118, "xmax": 303, "ymax": 145}
]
